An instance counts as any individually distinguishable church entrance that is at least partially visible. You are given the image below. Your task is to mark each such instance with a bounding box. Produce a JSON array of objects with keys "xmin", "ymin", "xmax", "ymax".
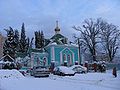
[
  {"xmin": 62, "ymin": 54, "xmax": 72, "ymax": 66},
  {"xmin": 60, "ymin": 48, "xmax": 74, "ymax": 66}
]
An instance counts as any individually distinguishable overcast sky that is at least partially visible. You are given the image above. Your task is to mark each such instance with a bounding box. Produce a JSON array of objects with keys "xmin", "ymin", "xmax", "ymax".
[{"xmin": 0, "ymin": 0, "xmax": 120, "ymax": 40}]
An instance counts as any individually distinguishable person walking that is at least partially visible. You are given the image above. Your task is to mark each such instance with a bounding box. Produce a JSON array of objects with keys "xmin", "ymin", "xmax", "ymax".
[{"xmin": 112, "ymin": 67, "xmax": 117, "ymax": 77}]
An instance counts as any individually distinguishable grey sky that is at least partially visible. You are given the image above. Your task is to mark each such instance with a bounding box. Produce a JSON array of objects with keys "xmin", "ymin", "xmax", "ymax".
[{"xmin": 0, "ymin": 0, "xmax": 120, "ymax": 40}]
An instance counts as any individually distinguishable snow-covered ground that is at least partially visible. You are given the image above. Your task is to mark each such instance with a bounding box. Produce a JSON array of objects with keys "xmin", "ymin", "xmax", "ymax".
[{"xmin": 0, "ymin": 70, "xmax": 120, "ymax": 90}]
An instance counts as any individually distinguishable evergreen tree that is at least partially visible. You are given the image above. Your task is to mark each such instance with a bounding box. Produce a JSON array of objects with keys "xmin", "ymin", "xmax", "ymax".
[
  {"xmin": 3, "ymin": 27, "xmax": 17, "ymax": 61},
  {"xmin": 35, "ymin": 31, "xmax": 40, "ymax": 48},
  {"xmin": 26, "ymin": 37, "xmax": 30, "ymax": 53},
  {"xmin": 40, "ymin": 31, "xmax": 45, "ymax": 48},
  {"xmin": 38, "ymin": 31, "xmax": 41, "ymax": 48},
  {"xmin": 19, "ymin": 23, "xmax": 29, "ymax": 53},
  {"xmin": 34, "ymin": 30, "xmax": 45, "ymax": 49},
  {"xmin": 14, "ymin": 30, "xmax": 19, "ymax": 52}
]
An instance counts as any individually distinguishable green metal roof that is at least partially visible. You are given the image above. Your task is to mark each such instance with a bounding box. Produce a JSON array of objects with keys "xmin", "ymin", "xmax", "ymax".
[
  {"xmin": 16, "ymin": 52, "xmax": 27, "ymax": 58},
  {"xmin": 50, "ymin": 34, "xmax": 68, "ymax": 45},
  {"xmin": 16, "ymin": 48, "xmax": 47, "ymax": 58},
  {"xmin": 51, "ymin": 34, "xmax": 66, "ymax": 39},
  {"xmin": 30, "ymin": 48, "xmax": 44, "ymax": 53}
]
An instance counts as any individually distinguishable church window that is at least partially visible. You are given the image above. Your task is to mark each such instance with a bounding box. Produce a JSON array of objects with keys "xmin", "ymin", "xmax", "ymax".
[
  {"xmin": 68, "ymin": 55, "xmax": 71, "ymax": 64},
  {"xmin": 63, "ymin": 54, "xmax": 66, "ymax": 61},
  {"xmin": 43, "ymin": 57, "xmax": 47, "ymax": 66},
  {"xmin": 36, "ymin": 57, "xmax": 40, "ymax": 66}
]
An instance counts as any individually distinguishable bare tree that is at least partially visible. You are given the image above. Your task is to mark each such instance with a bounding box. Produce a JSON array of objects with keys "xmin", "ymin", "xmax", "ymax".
[
  {"xmin": 100, "ymin": 21, "xmax": 120, "ymax": 62},
  {"xmin": 73, "ymin": 18, "xmax": 102, "ymax": 62}
]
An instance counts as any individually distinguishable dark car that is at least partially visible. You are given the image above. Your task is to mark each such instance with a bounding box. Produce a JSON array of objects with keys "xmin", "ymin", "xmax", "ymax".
[
  {"xmin": 53, "ymin": 66, "xmax": 75, "ymax": 76},
  {"xmin": 30, "ymin": 66, "xmax": 50, "ymax": 77}
]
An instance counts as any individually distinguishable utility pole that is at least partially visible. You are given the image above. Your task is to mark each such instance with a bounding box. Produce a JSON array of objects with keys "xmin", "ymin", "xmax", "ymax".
[{"xmin": 73, "ymin": 35, "xmax": 82, "ymax": 65}]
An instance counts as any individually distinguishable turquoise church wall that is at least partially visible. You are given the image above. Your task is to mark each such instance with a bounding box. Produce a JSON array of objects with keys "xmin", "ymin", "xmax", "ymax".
[
  {"xmin": 31, "ymin": 52, "xmax": 48, "ymax": 66},
  {"xmin": 45, "ymin": 44, "xmax": 79, "ymax": 66},
  {"xmin": 45, "ymin": 47, "xmax": 51, "ymax": 65}
]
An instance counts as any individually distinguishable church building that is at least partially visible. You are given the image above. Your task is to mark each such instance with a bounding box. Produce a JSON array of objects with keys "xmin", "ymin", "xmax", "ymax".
[{"xmin": 30, "ymin": 21, "xmax": 80, "ymax": 67}]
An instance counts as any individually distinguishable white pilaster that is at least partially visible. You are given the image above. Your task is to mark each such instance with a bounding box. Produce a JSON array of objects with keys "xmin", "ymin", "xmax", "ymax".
[{"xmin": 31, "ymin": 52, "xmax": 34, "ymax": 68}]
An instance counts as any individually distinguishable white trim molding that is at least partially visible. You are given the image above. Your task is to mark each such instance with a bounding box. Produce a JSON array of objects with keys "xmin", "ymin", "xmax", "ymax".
[
  {"xmin": 78, "ymin": 48, "xmax": 80, "ymax": 64},
  {"xmin": 60, "ymin": 47, "xmax": 74, "ymax": 65},
  {"xmin": 51, "ymin": 46, "xmax": 55, "ymax": 61},
  {"xmin": 31, "ymin": 52, "xmax": 34, "ymax": 68}
]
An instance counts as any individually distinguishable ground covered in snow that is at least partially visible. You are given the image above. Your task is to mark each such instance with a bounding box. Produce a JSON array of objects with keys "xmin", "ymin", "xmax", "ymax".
[{"xmin": 0, "ymin": 70, "xmax": 120, "ymax": 90}]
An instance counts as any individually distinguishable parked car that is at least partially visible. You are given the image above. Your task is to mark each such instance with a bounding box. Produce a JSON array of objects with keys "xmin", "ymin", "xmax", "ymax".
[
  {"xmin": 53, "ymin": 66, "xmax": 75, "ymax": 76},
  {"xmin": 30, "ymin": 66, "xmax": 50, "ymax": 77},
  {"xmin": 69, "ymin": 65, "xmax": 87, "ymax": 74}
]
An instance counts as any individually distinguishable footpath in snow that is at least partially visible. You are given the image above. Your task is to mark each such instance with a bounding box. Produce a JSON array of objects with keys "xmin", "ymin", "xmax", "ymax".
[{"xmin": 0, "ymin": 70, "xmax": 120, "ymax": 90}]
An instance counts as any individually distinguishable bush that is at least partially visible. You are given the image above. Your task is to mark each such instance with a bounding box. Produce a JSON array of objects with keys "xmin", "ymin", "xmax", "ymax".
[{"xmin": 2, "ymin": 62, "xmax": 16, "ymax": 69}]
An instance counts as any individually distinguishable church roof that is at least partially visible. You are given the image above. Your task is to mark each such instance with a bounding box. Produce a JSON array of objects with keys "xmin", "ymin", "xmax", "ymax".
[
  {"xmin": 50, "ymin": 34, "xmax": 68, "ymax": 45},
  {"xmin": 30, "ymin": 48, "xmax": 45, "ymax": 53},
  {"xmin": 49, "ymin": 21, "xmax": 68, "ymax": 45},
  {"xmin": 51, "ymin": 33, "xmax": 66, "ymax": 40},
  {"xmin": 16, "ymin": 48, "xmax": 47, "ymax": 58},
  {"xmin": 16, "ymin": 52, "xmax": 27, "ymax": 58}
]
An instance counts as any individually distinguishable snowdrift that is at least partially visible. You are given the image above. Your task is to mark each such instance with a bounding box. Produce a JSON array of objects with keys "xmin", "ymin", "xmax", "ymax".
[{"xmin": 0, "ymin": 69, "xmax": 24, "ymax": 79}]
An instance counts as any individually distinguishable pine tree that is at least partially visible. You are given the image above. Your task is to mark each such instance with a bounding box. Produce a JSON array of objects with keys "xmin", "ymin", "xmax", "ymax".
[
  {"xmin": 3, "ymin": 27, "xmax": 16, "ymax": 61},
  {"xmin": 40, "ymin": 31, "xmax": 45, "ymax": 48},
  {"xmin": 19, "ymin": 23, "xmax": 29, "ymax": 53},
  {"xmin": 26, "ymin": 37, "xmax": 30, "ymax": 53},
  {"xmin": 35, "ymin": 31, "xmax": 39, "ymax": 48},
  {"xmin": 14, "ymin": 30, "xmax": 19, "ymax": 52},
  {"xmin": 3, "ymin": 27, "xmax": 20, "ymax": 69},
  {"xmin": 34, "ymin": 30, "xmax": 45, "ymax": 49}
]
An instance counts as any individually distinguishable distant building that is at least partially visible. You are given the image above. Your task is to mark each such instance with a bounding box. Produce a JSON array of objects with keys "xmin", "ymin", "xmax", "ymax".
[
  {"xmin": 0, "ymin": 33, "xmax": 6, "ymax": 58},
  {"xmin": 29, "ymin": 21, "xmax": 80, "ymax": 67}
]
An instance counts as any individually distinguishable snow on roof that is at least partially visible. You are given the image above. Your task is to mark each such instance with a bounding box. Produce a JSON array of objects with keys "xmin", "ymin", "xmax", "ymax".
[
  {"xmin": 0, "ymin": 69, "xmax": 24, "ymax": 79},
  {"xmin": 48, "ymin": 42, "xmax": 57, "ymax": 46},
  {"xmin": 51, "ymin": 60, "xmax": 55, "ymax": 63},
  {"xmin": 4, "ymin": 61, "xmax": 12, "ymax": 64},
  {"xmin": 75, "ymin": 61, "xmax": 78, "ymax": 62},
  {"xmin": 0, "ymin": 60, "xmax": 4, "ymax": 64},
  {"xmin": 16, "ymin": 57, "xmax": 22, "ymax": 60},
  {"xmin": 64, "ymin": 60, "xmax": 67, "ymax": 63},
  {"xmin": 70, "ymin": 43, "xmax": 78, "ymax": 47},
  {"xmin": 51, "ymin": 42, "xmax": 57, "ymax": 45},
  {"xmin": 85, "ymin": 61, "xmax": 88, "ymax": 63}
]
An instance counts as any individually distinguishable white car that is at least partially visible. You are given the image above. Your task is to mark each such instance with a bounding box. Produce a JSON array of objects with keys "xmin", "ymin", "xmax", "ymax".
[
  {"xmin": 53, "ymin": 66, "xmax": 75, "ymax": 76},
  {"xmin": 69, "ymin": 65, "xmax": 87, "ymax": 74}
]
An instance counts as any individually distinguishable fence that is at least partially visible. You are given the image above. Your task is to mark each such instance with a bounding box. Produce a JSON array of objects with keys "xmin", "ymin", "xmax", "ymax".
[{"xmin": 106, "ymin": 63, "xmax": 120, "ymax": 70}]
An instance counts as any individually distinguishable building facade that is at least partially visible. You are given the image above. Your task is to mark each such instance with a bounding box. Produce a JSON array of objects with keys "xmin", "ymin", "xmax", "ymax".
[
  {"xmin": 30, "ymin": 22, "xmax": 80, "ymax": 67},
  {"xmin": 45, "ymin": 44, "xmax": 79, "ymax": 66}
]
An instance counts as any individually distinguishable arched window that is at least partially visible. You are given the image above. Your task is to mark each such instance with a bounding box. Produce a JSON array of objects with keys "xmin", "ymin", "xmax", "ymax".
[
  {"xmin": 68, "ymin": 55, "xmax": 71, "ymax": 65},
  {"xmin": 43, "ymin": 57, "xmax": 47, "ymax": 66},
  {"xmin": 36, "ymin": 57, "xmax": 40, "ymax": 66},
  {"xmin": 63, "ymin": 54, "xmax": 66, "ymax": 61}
]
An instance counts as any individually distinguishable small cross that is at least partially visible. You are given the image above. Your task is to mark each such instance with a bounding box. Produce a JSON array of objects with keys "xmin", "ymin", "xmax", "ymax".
[{"xmin": 56, "ymin": 20, "xmax": 58, "ymax": 27}]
